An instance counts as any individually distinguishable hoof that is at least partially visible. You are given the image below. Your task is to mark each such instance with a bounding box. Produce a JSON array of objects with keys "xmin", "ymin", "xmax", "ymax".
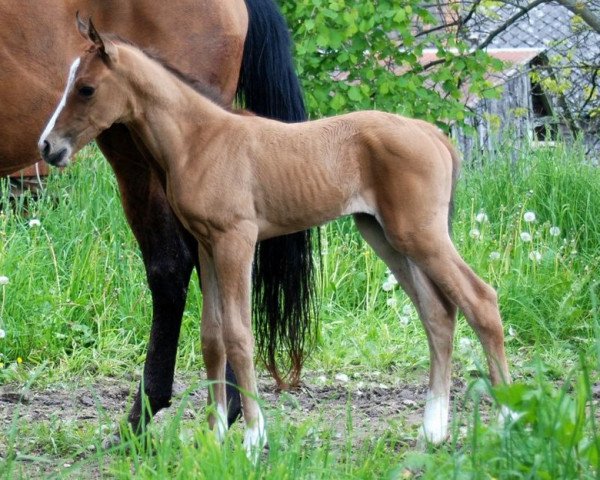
[{"xmin": 102, "ymin": 433, "xmax": 122, "ymax": 450}]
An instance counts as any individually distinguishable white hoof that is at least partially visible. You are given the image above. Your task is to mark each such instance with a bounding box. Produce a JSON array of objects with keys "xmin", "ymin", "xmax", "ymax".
[
  {"xmin": 498, "ymin": 405, "xmax": 521, "ymax": 426},
  {"xmin": 243, "ymin": 410, "xmax": 266, "ymax": 463}
]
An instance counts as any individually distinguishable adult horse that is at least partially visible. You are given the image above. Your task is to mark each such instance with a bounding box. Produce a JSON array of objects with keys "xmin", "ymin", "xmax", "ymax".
[{"xmin": 0, "ymin": 0, "xmax": 317, "ymax": 432}]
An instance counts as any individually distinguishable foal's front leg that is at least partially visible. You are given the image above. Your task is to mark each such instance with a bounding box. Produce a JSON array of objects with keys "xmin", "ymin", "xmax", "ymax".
[{"xmin": 208, "ymin": 224, "xmax": 265, "ymax": 459}]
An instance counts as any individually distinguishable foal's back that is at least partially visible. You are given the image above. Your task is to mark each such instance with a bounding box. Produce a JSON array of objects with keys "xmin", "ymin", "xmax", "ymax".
[{"xmin": 209, "ymin": 110, "xmax": 457, "ymax": 238}]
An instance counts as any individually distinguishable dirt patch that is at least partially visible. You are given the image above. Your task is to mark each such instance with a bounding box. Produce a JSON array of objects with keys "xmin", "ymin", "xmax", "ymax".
[{"xmin": 0, "ymin": 373, "xmax": 471, "ymax": 446}]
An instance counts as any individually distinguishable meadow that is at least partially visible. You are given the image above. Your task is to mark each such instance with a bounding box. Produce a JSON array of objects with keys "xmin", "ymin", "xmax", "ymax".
[{"xmin": 0, "ymin": 140, "xmax": 599, "ymax": 478}]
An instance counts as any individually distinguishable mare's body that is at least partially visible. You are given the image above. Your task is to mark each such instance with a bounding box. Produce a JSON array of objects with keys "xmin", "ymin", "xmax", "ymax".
[
  {"xmin": 41, "ymin": 29, "xmax": 511, "ymax": 455},
  {"xmin": 2, "ymin": 0, "xmax": 315, "ymax": 434}
]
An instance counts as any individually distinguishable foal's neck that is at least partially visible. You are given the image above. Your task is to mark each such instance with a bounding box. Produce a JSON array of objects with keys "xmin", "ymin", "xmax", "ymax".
[{"xmin": 122, "ymin": 46, "xmax": 228, "ymax": 172}]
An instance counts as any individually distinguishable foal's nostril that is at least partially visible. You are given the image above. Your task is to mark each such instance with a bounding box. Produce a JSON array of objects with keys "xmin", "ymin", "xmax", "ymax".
[{"xmin": 42, "ymin": 140, "xmax": 51, "ymax": 157}]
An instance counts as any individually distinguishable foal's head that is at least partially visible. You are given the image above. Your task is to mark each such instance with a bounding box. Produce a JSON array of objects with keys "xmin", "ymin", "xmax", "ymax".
[{"xmin": 39, "ymin": 16, "xmax": 130, "ymax": 167}]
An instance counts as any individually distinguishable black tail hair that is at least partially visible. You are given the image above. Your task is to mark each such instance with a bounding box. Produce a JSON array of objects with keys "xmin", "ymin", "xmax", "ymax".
[{"xmin": 238, "ymin": 0, "xmax": 319, "ymax": 387}]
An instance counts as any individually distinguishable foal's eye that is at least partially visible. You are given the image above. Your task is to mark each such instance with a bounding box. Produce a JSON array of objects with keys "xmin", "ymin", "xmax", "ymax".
[{"xmin": 78, "ymin": 86, "xmax": 95, "ymax": 98}]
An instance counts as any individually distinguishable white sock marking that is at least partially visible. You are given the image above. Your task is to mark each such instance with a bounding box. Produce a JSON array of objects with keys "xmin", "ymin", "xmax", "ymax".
[
  {"xmin": 38, "ymin": 58, "xmax": 81, "ymax": 148},
  {"xmin": 215, "ymin": 403, "xmax": 228, "ymax": 443},
  {"xmin": 244, "ymin": 408, "xmax": 266, "ymax": 462},
  {"xmin": 421, "ymin": 390, "xmax": 449, "ymax": 444}
]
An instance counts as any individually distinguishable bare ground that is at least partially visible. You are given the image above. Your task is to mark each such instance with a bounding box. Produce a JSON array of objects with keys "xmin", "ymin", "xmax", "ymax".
[{"xmin": 0, "ymin": 372, "xmax": 479, "ymax": 478}]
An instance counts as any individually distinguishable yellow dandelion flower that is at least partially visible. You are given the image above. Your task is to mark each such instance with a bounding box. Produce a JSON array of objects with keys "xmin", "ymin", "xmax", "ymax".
[{"xmin": 17, "ymin": 357, "xmax": 23, "ymax": 364}]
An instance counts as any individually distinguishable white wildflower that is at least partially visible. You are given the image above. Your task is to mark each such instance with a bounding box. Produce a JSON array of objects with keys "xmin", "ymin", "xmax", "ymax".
[
  {"xmin": 549, "ymin": 226, "xmax": 561, "ymax": 237},
  {"xmin": 520, "ymin": 232, "xmax": 532, "ymax": 242},
  {"xmin": 382, "ymin": 274, "xmax": 397, "ymax": 291},
  {"xmin": 459, "ymin": 337, "xmax": 473, "ymax": 350},
  {"xmin": 386, "ymin": 297, "xmax": 397, "ymax": 308},
  {"xmin": 469, "ymin": 228, "xmax": 481, "ymax": 239},
  {"xmin": 28, "ymin": 219, "xmax": 41, "ymax": 228},
  {"xmin": 523, "ymin": 211, "xmax": 536, "ymax": 223},
  {"xmin": 475, "ymin": 212, "xmax": 488, "ymax": 223},
  {"xmin": 0, "ymin": 276, "xmax": 8, "ymax": 286},
  {"xmin": 335, "ymin": 373, "xmax": 349, "ymax": 383},
  {"xmin": 489, "ymin": 251, "xmax": 501, "ymax": 261},
  {"xmin": 508, "ymin": 326, "xmax": 516, "ymax": 337},
  {"xmin": 529, "ymin": 251, "xmax": 542, "ymax": 262},
  {"xmin": 402, "ymin": 305, "xmax": 413, "ymax": 316},
  {"xmin": 0, "ymin": 329, "xmax": 5, "ymax": 339},
  {"xmin": 399, "ymin": 316, "xmax": 410, "ymax": 325}
]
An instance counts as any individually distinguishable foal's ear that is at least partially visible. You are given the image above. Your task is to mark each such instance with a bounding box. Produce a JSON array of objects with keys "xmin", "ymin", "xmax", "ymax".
[
  {"xmin": 76, "ymin": 11, "xmax": 89, "ymax": 40},
  {"xmin": 76, "ymin": 15, "xmax": 118, "ymax": 64},
  {"xmin": 88, "ymin": 18, "xmax": 117, "ymax": 63}
]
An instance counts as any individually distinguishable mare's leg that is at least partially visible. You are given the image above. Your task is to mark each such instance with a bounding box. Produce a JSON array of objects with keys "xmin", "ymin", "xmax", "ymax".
[
  {"xmin": 353, "ymin": 214, "xmax": 457, "ymax": 443},
  {"xmin": 96, "ymin": 126, "xmax": 242, "ymax": 432},
  {"xmin": 207, "ymin": 223, "xmax": 265, "ymax": 459}
]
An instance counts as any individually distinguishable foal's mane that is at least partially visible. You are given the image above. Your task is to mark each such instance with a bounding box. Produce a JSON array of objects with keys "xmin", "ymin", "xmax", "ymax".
[{"xmin": 106, "ymin": 35, "xmax": 240, "ymax": 112}]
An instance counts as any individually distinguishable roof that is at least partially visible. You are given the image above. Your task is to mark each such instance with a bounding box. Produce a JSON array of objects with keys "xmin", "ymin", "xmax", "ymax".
[{"xmin": 467, "ymin": 2, "xmax": 600, "ymax": 117}]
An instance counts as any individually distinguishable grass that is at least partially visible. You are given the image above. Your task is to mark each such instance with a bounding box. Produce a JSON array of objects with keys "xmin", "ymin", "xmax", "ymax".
[{"xmin": 0, "ymin": 141, "xmax": 599, "ymax": 478}]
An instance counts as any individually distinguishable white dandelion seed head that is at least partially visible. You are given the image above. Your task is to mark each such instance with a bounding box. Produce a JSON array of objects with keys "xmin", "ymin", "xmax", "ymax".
[
  {"xmin": 469, "ymin": 228, "xmax": 481, "ymax": 239},
  {"xmin": 28, "ymin": 219, "xmax": 41, "ymax": 228},
  {"xmin": 0, "ymin": 329, "xmax": 5, "ymax": 339},
  {"xmin": 529, "ymin": 251, "xmax": 542, "ymax": 262},
  {"xmin": 382, "ymin": 281, "xmax": 395, "ymax": 292},
  {"xmin": 475, "ymin": 212, "xmax": 489, "ymax": 223},
  {"xmin": 508, "ymin": 326, "xmax": 516, "ymax": 337},
  {"xmin": 549, "ymin": 226, "xmax": 561, "ymax": 237},
  {"xmin": 523, "ymin": 211, "xmax": 536, "ymax": 223},
  {"xmin": 0, "ymin": 276, "xmax": 8, "ymax": 286},
  {"xmin": 386, "ymin": 297, "xmax": 397, "ymax": 308},
  {"xmin": 399, "ymin": 315, "xmax": 410, "ymax": 325},
  {"xmin": 459, "ymin": 337, "xmax": 473, "ymax": 350},
  {"xmin": 489, "ymin": 251, "xmax": 501, "ymax": 261},
  {"xmin": 520, "ymin": 232, "xmax": 532, "ymax": 242},
  {"xmin": 402, "ymin": 305, "xmax": 412, "ymax": 316}
]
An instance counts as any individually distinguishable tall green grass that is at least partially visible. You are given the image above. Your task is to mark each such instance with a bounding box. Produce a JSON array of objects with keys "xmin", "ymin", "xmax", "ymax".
[{"xmin": 0, "ymin": 141, "xmax": 599, "ymax": 478}]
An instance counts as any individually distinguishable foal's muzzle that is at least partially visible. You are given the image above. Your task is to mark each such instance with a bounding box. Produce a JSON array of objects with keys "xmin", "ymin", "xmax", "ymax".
[{"xmin": 38, "ymin": 138, "xmax": 71, "ymax": 167}]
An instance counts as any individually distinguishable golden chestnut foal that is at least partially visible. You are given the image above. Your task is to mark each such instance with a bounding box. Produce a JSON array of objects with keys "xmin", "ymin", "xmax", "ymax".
[{"xmin": 40, "ymin": 20, "xmax": 511, "ymax": 457}]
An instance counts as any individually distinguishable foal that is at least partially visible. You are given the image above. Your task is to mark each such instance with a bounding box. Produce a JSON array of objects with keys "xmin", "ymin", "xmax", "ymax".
[{"xmin": 40, "ymin": 21, "xmax": 510, "ymax": 455}]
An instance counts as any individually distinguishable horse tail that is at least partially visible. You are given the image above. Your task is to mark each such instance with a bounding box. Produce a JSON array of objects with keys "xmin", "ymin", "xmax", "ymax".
[{"xmin": 238, "ymin": 0, "xmax": 319, "ymax": 388}]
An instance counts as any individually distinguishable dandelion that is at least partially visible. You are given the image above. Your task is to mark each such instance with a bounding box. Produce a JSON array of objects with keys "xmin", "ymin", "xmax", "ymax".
[
  {"xmin": 386, "ymin": 297, "xmax": 397, "ymax": 308},
  {"xmin": 469, "ymin": 228, "xmax": 481, "ymax": 239},
  {"xmin": 17, "ymin": 357, "xmax": 22, "ymax": 364},
  {"xmin": 399, "ymin": 316, "xmax": 410, "ymax": 326},
  {"xmin": 459, "ymin": 337, "xmax": 473, "ymax": 350},
  {"xmin": 523, "ymin": 211, "xmax": 536, "ymax": 223},
  {"xmin": 520, "ymin": 232, "xmax": 532, "ymax": 242},
  {"xmin": 549, "ymin": 226, "xmax": 561, "ymax": 237},
  {"xmin": 475, "ymin": 212, "xmax": 488, "ymax": 223},
  {"xmin": 28, "ymin": 218, "xmax": 41, "ymax": 228},
  {"xmin": 529, "ymin": 251, "xmax": 542, "ymax": 262},
  {"xmin": 382, "ymin": 274, "xmax": 398, "ymax": 292},
  {"xmin": 0, "ymin": 276, "xmax": 8, "ymax": 285},
  {"xmin": 0, "ymin": 329, "xmax": 5, "ymax": 339},
  {"xmin": 489, "ymin": 251, "xmax": 501, "ymax": 261},
  {"xmin": 402, "ymin": 305, "xmax": 413, "ymax": 316},
  {"xmin": 508, "ymin": 326, "xmax": 516, "ymax": 337}
]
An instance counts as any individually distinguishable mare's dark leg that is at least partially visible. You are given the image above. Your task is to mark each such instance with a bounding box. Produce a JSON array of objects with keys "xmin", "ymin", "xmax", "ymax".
[{"xmin": 96, "ymin": 125, "xmax": 241, "ymax": 432}]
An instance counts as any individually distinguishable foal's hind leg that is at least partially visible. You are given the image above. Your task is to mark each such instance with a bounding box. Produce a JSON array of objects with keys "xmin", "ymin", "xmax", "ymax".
[
  {"xmin": 354, "ymin": 214, "xmax": 458, "ymax": 443},
  {"xmin": 380, "ymin": 216, "xmax": 510, "ymax": 388}
]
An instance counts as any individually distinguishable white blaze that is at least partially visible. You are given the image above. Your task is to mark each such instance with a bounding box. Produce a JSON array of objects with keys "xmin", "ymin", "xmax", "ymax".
[{"xmin": 38, "ymin": 57, "xmax": 81, "ymax": 148}]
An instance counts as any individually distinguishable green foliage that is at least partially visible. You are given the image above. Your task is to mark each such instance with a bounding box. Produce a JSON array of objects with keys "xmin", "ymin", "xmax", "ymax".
[{"xmin": 280, "ymin": 1, "xmax": 503, "ymax": 127}]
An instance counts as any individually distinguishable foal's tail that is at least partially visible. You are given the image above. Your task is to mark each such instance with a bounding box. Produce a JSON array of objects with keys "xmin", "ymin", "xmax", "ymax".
[{"xmin": 238, "ymin": 0, "xmax": 319, "ymax": 388}]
